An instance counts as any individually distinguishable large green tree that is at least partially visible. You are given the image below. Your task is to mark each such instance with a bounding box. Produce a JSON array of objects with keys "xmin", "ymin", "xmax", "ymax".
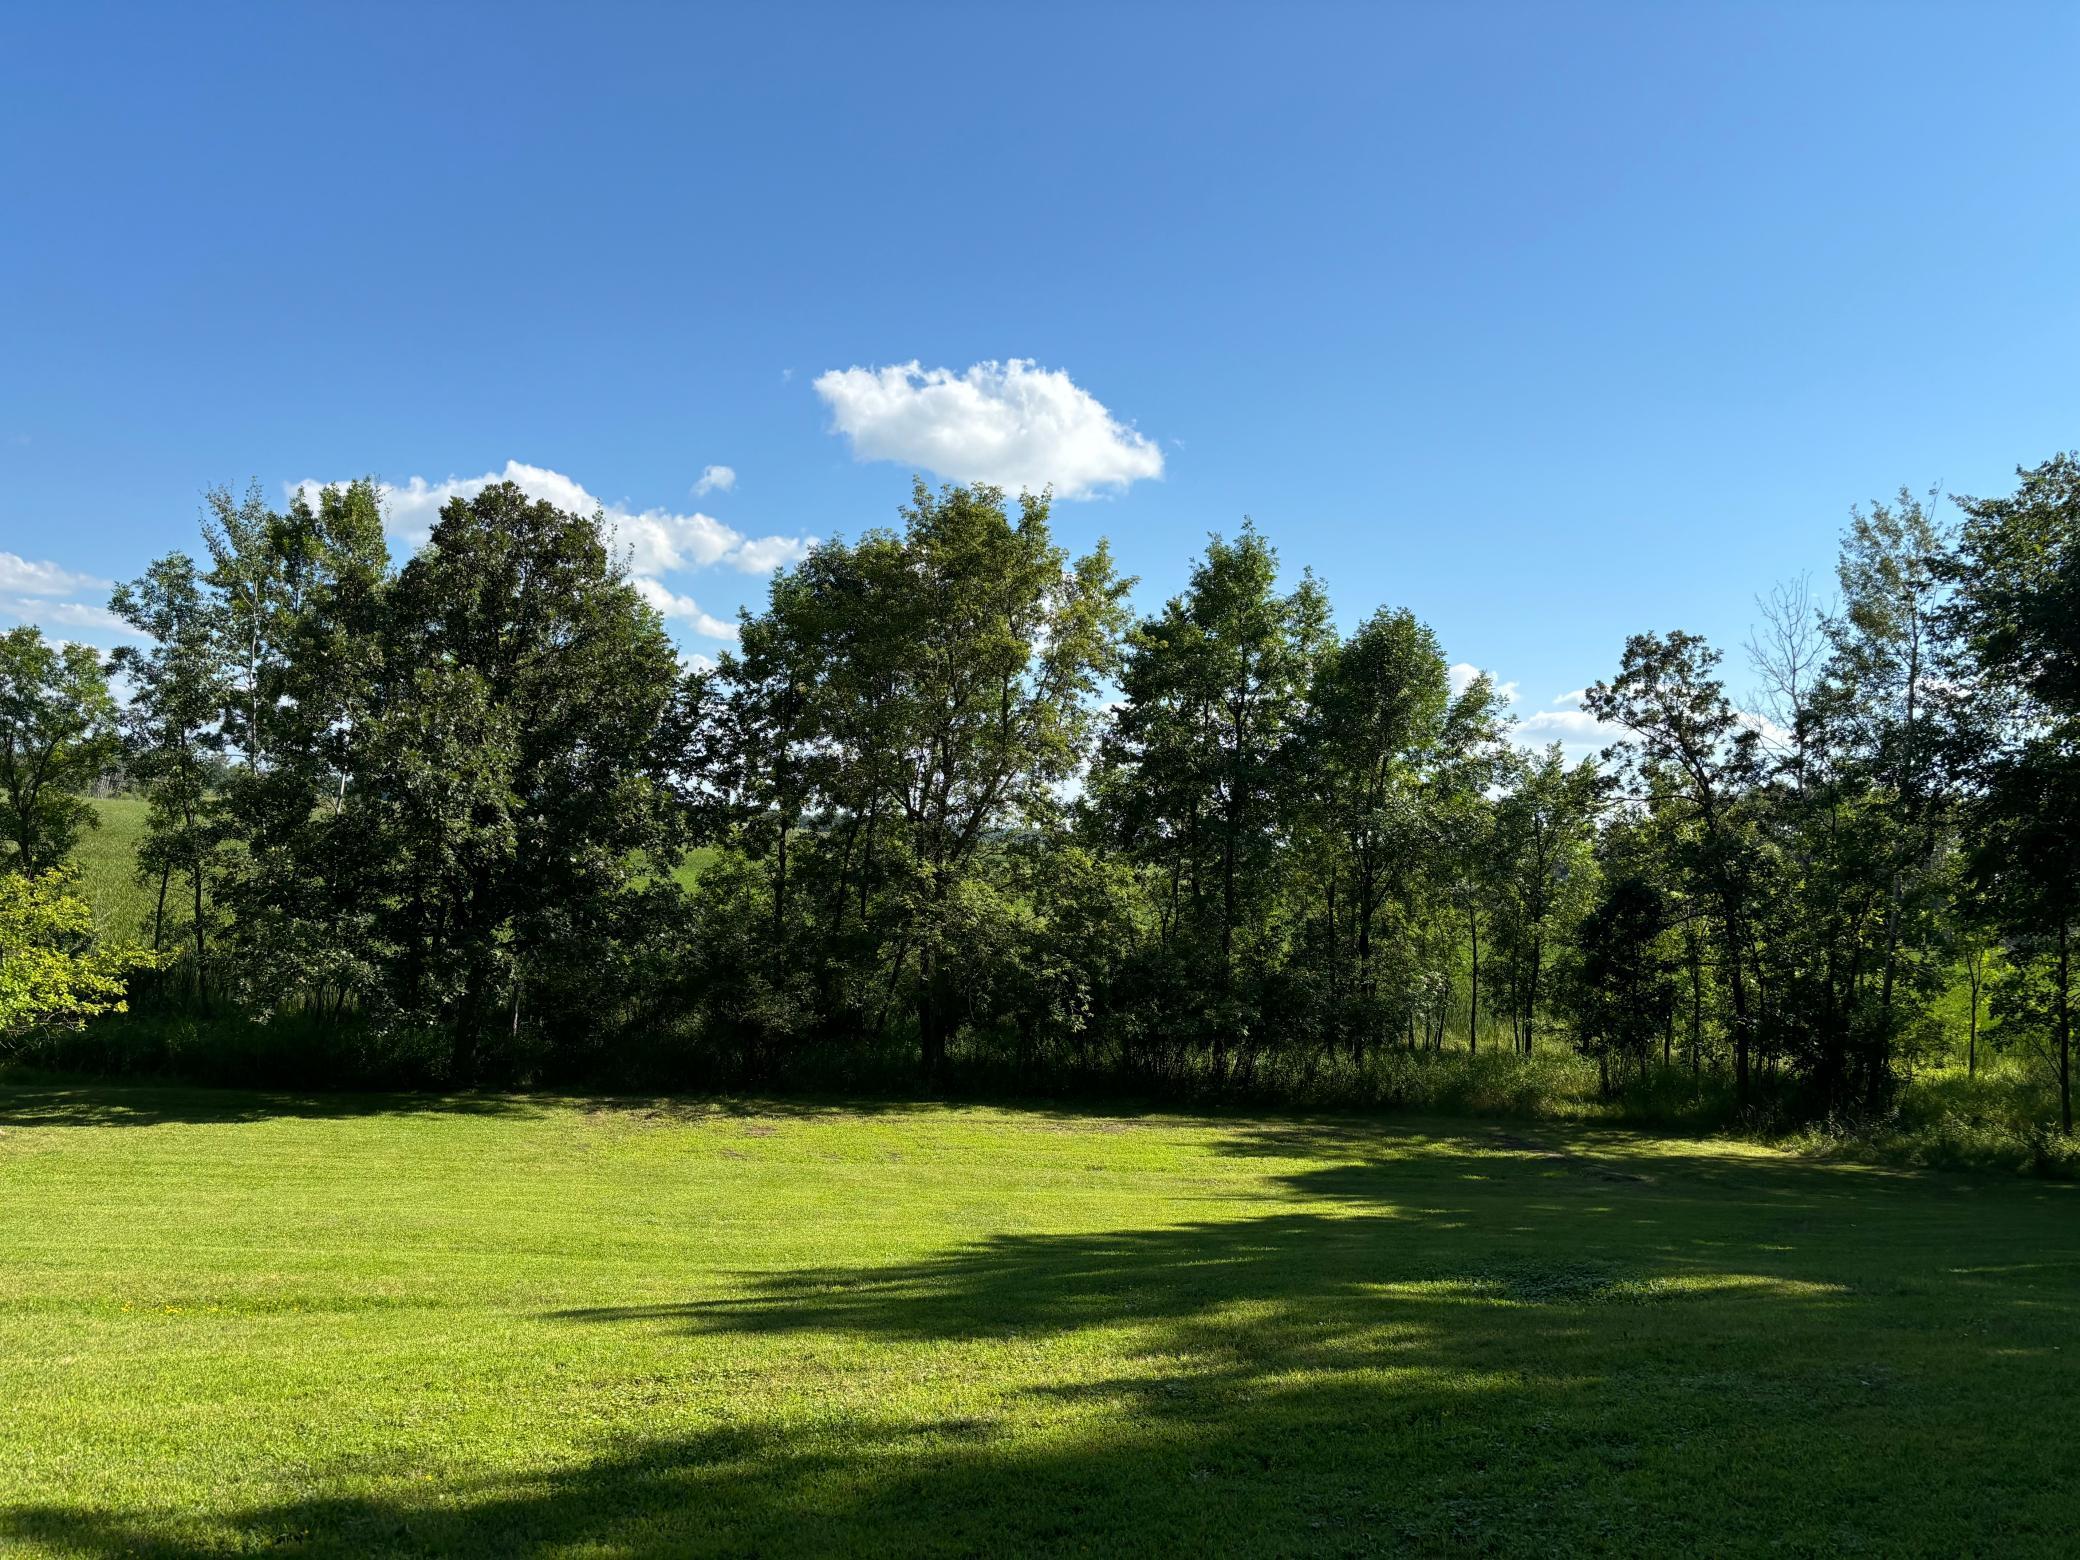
[
  {"xmin": 1097, "ymin": 525, "xmax": 1329, "ymax": 1063},
  {"xmin": 1940, "ymin": 453, "xmax": 2080, "ymax": 1133},
  {"xmin": 354, "ymin": 480, "xmax": 689, "ymax": 1078},
  {"xmin": 716, "ymin": 482, "xmax": 1130, "ymax": 1077},
  {"xmin": 204, "ymin": 480, "xmax": 392, "ymax": 1015},
  {"xmin": 0, "ymin": 627, "xmax": 120, "ymax": 876}
]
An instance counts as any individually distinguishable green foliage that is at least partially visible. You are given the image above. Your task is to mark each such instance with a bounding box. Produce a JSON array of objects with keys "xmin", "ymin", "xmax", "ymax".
[
  {"xmin": 699, "ymin": 481, "xmax": 1132, "ymax": 1077},
  {"xmin": 1564, "ymin": 868, "xmax": 1676, "ymax": 1085},
  {"xmin": 109, "ymin": 550, "xmax": 234, "ymax": 973},
  {"xmin": 0, "ymin": 627, "xmax": 120, "ymax": 875},
  {"xmin": 0, "ymin": 869, "xmax": 157, "ymax": 1044},
  {"xmin": 1092, "ymin": 526, "xmax": 1333, "ymax": 1067},
  {"xmin": 23, "ymin": 448, "xmax": 2080, "ymax": 1151},
  {"xmin": 1941, "ymin": 452, "xmax": 2080, "ymax": 1132}
]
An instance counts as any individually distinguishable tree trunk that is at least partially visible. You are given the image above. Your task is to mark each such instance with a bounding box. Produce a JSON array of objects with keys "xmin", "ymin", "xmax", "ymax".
[
  {"xmin": 2058, "ymin": 920, "xmax": 2072, "ymax": 1137},
  {"xmin": 1723, "ymin": 905, "xmax": 1752, "ymax": 1101},
  {"xmin": 1965, "ymin": 948, "xmax": 1983, "ymax": 1080},
  {"xmin": 917, "ymin": 945, "xmax": 945, "ymax": 1081},
  {"xmin": 190, "ymin": 860, "xmax": 206, "ymax": 1007},
  {"xmin": 1467, "ymin": 906, "xmax": 1480, "ymax": 1055},
  {"xmin": 1525, "ymin": 934, "xmax": 1543, "ymax": 1056},
  {"xmin": 1872, "ymin": 867, "xmax": 1902, "ymax": 1109},
  {"xmin": 1688, "ymin": 931, "xmax": 1703, "ymax": 1077}
]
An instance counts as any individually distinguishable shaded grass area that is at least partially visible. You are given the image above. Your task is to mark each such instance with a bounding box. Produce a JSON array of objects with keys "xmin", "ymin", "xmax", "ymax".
[{"xmin": 2, "ymin": 1085, "xmax": 2076, "ymax": 1556}]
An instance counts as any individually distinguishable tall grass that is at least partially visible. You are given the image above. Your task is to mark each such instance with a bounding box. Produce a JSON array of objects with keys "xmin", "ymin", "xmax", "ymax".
[
  {"xmin": 70, "ymin": 797, "xmax": 157, "ymax": 941},
  {"xmin": 1781, "ymin": 1056, "xmax": 2079, "ymax": 1177}
]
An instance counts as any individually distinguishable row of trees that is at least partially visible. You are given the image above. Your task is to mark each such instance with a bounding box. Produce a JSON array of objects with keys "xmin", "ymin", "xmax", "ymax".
[{"xmin": 2, "ymin": 456, "xmax": 2074, "ymax": 1126}]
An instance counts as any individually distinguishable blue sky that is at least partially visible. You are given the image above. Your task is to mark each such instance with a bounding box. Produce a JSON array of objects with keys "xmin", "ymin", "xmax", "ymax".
[{"xmin": 4, "ymin": 3, "xmax": 2077, "ymax": 751}]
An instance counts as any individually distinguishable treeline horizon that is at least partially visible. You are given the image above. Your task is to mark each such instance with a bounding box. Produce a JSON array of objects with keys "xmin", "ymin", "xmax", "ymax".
[{"xmin": 2, "ymin": 453, "xmax": 2076, "ymax": 1136}]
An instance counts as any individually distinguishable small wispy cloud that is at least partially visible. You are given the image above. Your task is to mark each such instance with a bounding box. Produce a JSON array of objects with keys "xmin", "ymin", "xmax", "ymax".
[
  {"xmin": 1449, "ymin": 662, "xmax": 1522, "ymax": 706},
  {"xmin": 694, "ymin": 464, "xmax": 736, "ymax": 497},
  {"xmin": 632, "ymin": 578, "xmax": 740, "ymax": 641},
  {"xmin": 1514, "ymin": 705, "xmax": 1627, "ymax": 745},
  {"xmin": 0, "ymin": 552, "xmax": 104, "ymax": 597},
  {"xmin": 0, "ymin": 596, "xmax": 142, "ymax": 638}
]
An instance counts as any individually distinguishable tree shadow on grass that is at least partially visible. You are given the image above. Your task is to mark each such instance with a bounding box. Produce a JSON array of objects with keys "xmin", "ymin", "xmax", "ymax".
[
  {"xmin": 0, "ymin": 1079, "xmax": 1190, "ymax": 1132},
  {"xmin": 0, "ymin": 1081, "xmax": 542, "ymax": 1129},
  {"xmin": 0, "ymin": 1083, "xmax": 960, "ymax": 1131}
]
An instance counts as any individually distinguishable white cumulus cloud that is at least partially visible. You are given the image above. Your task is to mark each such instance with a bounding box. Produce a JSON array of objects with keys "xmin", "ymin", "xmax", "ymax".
[
  {"xmin": 814, "ymin": 358, "xmax": 1163, "ymax": 499},
  {"xmin": 694, "ymin": 464, "xmax": 736, "ymax": 496},
  {"xmin": 292, "ymin": 460, "xmax": 808, "ymax": 644},
  {"xmin": 296, "ymin": 460, "xmax": 806, "ymax": 577}
]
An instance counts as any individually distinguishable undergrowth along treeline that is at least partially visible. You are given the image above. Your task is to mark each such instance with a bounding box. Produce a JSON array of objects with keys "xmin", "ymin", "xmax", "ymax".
[{"xmin": 2, "ymin": 454, "xmax": 2076, "ymax": 1144}]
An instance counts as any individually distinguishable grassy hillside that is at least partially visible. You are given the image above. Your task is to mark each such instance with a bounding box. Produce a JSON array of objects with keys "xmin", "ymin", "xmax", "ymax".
[
  {"xmin": 1, "ymin": 1086, "xmax": 2074, "ymax": 1556},
  {"xmin": 72, "ymin": 797, "xmax": 155, "ymax": 942}
]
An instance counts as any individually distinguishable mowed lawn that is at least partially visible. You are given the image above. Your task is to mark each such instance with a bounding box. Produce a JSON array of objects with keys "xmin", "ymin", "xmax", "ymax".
[{"xmin": 1, "ymin": 1088, "xmax": 2075, "ymax": 1557}]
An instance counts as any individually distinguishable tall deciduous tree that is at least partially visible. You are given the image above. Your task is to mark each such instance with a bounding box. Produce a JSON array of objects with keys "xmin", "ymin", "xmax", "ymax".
[
  {"xmin": 356, "ymin": 480, "xmax": 688, "ymax": 1079},
  {"xmin": 110, "ymin": 554, "xmax": 228, "ymax": 970},
  {"xmin": 1297, "ymin": 607, "xmax": 1500, "ymax": 1057},
  {"xmin": 1099, "ymin": 525, "xmax": 1328, "ymax": 1056},
  {"xmin": 1822, "ymin": 488, "xmax": 1955, "ymax": 1104},
  {"xmin": 837, "ymin": 485, "xmax": 1128, "ymax": 1074},
  {"xmin": 1586, "ymin": 631, "xmax": 1766, "ymax": 1098},
  {"xmin": 0, "ymin": 627, "xmax": 120, "ymax": 876},
  {"xmin": 205, "ymin": 480, "xmax": 391, "ymax": 1015}
]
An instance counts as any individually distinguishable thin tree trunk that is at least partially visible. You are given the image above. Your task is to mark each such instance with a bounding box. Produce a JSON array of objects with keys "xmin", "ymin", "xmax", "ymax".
[
  {"xmin": 1468, "ymin": 906, "xmax": 1480, "ymax": 1055},
  {"xmin": 1724, "ymin": 905, "xmax": 1752, "ymax": 1101},
  {"xmin": 1526, "ymin": 934, "xmax": 1543, "ymax": 1056},
  {"xmin": 2058, "ymin": 921, "xmax": 2072, "ymax": 1136},
  {"xmin": 190, "ymin": 861, "xmax": 206, "ymax": 1006},
  {"xmin": 1688, "ymin": 930, "xmax": 1703, "ymax": 1077},
  {"xmin": 1966, "ymin": 947, "xmax": 1983, "ymax": 1080},
  {"xmin": 1873, "ymin": 868, "xmax": 1901, "ymax": 1108}
]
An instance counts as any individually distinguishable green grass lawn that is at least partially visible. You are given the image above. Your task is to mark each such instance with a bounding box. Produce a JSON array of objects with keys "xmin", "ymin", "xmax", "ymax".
[{"xmin": 1, "ymin": 1087, "xmax": 2075, "ymax": 1556}]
